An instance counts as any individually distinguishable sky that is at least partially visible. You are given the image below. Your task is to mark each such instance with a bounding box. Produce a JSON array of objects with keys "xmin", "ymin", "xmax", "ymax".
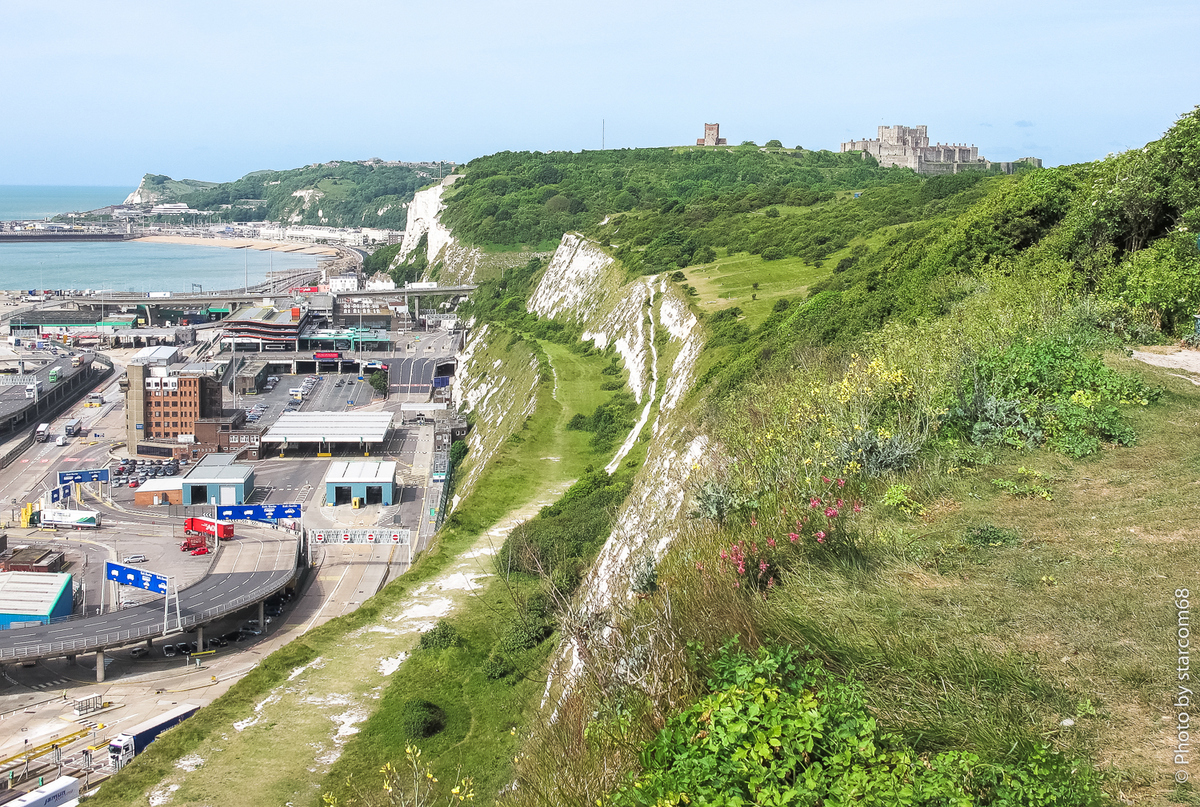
[{"xmin": 2, "ymin": 0, "xmax": 1198, "ymax": 185}]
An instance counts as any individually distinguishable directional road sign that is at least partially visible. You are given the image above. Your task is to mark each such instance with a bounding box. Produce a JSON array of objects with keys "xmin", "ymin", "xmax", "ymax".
[
  {"xmin": 215, "ymin": 503, "xmax": 303, "ymax": 522},
  {"xmin": 58, "ymin": 468, "xmax": 109, "ymax": 484},
  {"xmin": 48, "ymin": 484, "xmax": 69, "ymax": 503},
  {"xmin": 106, "ymin": 561, "xmax": 168, "ymax": 594}
]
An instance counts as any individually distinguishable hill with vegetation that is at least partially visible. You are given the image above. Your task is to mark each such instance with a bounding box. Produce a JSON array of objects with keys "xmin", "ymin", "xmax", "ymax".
[
  {"xmin": 89, "ymin": 110, "xmax": 1200, "ymax": 807},
  {"xmin": 120, "ymin": 160, "xmax": 453, "ymax": 228}
]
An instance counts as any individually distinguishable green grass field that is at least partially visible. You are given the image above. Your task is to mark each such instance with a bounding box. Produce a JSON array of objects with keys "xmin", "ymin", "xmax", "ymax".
[{"xmin": 683, "ymin": 250, "xmax": 830, "ymax": 329}]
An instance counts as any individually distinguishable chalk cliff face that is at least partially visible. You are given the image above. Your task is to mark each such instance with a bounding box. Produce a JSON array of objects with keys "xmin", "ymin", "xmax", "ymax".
[
  {"xmin": 124, "ymin": 177, "xmax": 165, "ymax": 205},
  {"xmin": 525, "ymin": 234, "xmax": 709, "ymax": 701}
]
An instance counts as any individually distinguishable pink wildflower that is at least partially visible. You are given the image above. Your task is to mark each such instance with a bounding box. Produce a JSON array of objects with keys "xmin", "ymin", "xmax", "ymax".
[
  {"xmin": 810, "ymin": 497, "xmax": 822, "ymax": 509},
  {"xmin": 695, "ymin": 561, "xmax": 704, "ymax": 571},
  {"xmin": 720, "ymin": 550, "xmax": 728, "ymax": 560},
  {"xmin": 837, "ymin": 478, "xmax": 846, "ymax": 488},
  {"xmin": 788, "ymin": 532, "xmax": 799, "ymax": 543},
  {"xmin": 836, "ymin": 499, "xmax": 844, "ymax": 509},
  {"xmin": 816, "ymin": 531, "xmax": 826, "ymax": 539},
  {"xmin": 817, "ymin": 537, "xmax": 825, "ymax": 544},
  {"xmin": 853, "ymin": 501, "xmax": 863, "ymax": 514},
  {"xmin": 750, "ymin": 516, "xmax": 758, "ymax": 528},
  {"xmin": 822, "ymin": 476, "xmax": 831, "ymax": 484},
  {"xmin": 767, "ymin": 577, "xmax": 775, "ymax": 589},
  {"xmin": 759, "ymin": 561, "xmax": 769, "ymax": 572},
  {"xmin": 767, "ymin": 537, "xmax": 776, "ymax": 548},
  {"xmin": 825, "ymin": 507, "xmax": 839, "ymax": 518}
]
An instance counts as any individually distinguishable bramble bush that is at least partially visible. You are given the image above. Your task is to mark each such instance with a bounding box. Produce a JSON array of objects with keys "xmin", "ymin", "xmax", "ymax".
[{"xmin": 608, "ymin": 643, "xmax": 1106, "ymax": 807}]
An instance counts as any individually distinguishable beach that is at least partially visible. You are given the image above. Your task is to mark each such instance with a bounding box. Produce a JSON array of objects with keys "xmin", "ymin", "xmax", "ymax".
[{"xmin": 132, "ymin": 234, "xmax": 341, "ymax": 257}]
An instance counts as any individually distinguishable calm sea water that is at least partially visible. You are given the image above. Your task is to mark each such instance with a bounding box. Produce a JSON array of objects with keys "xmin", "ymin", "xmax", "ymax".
[
  {"xmin": 0, "ymin": 242, "xmax": 318, "ymax": 293},
  {"xmin": 0, "ymin": 185, "xmax": 320, "ymax": 292},
  {"xmin": 0, "ymin": 185, "xmax": 133, "ymax": 221}
]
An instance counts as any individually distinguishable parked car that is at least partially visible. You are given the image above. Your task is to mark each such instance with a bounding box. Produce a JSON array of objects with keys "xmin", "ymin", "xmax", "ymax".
[
  {"xmin": 131, "ymin": 646, "xmax": 149, "ymax": 659},
  {"xmin": 176, "ymin": 642, "xmax": 191, "ymax": 655},
  {"xmin": 191, "ymin": 546, "xmax": 210, "ymax": 556},
  {"xmin": 124, "ymin": 554, "xmax": 148, "ymax": 563},
  {"xmin": 128, "ymin": 480, "xmax": 139, "ymax": 489},
  {"xmin": 163, "ymin": 644, "xmax": 176, "ymax": 657}
]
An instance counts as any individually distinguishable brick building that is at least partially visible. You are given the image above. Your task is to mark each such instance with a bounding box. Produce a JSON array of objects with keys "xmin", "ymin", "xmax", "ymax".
[{"xmin": 121, "ymin": 346, "xmax": 223, "ymax": 457}]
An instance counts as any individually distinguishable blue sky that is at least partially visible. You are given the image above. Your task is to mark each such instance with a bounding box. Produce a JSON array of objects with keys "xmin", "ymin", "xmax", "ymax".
[{"xmin": 2, "ymin": 0, "xmax": 1197, "ymax": 184}]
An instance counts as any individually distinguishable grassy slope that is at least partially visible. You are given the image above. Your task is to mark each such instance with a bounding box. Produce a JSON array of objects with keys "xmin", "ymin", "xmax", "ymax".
[
  {"xmin": 751, "ymin": 354, "xmax": 1200, "ymax": 797},
  {"xmin": 317, "ymin": 337, "xmax": 627, "ymax": 804}
]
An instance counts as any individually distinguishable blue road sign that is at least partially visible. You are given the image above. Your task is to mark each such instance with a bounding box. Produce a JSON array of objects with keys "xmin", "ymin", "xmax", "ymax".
[
  {"xmin": 58, "ymin": 468, "xmax": 109, "ymax": 484},
  {"xmin": 215, "ymin": 503, "xmax": 303, "ymax": 522},
  {"xmin": 49, "ymin": 487, "xmax": 61, "ymax": 503},
  {"xmin": 106, "ymin": 561, "xmax": 168, "ymax": 594}
]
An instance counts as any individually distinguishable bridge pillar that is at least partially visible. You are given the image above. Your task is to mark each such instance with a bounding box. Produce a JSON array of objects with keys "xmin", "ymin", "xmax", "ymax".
[
  {"xmin": 146, "ymin": 637, "xmax": 153, "ymax": 650},
  {"xmin": 196, "ymin": 625, "xmax": 204, "ymax": 651},
  {"xmin": 258, "ymin": 601, "xmax": 265, "ymax": 630},
  {"xmin": 95, "ymin": 650, "xmax": 105, "ymax": 683},
  {"xmin": 67, "ymin": 654, "xmax": 76, "ymax": 666}
]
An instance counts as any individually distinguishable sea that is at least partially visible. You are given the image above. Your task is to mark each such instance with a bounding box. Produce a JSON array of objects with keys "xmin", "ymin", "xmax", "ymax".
[{"xmin": 0, "ymin": 185, "xmax": 320, "ymax": 292}]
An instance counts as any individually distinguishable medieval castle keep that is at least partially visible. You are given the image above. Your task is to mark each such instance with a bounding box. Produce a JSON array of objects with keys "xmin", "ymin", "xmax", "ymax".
[
  {"xmin": 696, "ymin": 123, "xmax": 728, "ymax": 146},
  {"xmin": 840, "ymin": 125, "xmax": 1041, "ymax": 175}
]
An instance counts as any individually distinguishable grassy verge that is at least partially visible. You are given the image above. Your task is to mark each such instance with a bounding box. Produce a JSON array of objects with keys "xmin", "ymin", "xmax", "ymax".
[{"xmin": 318, "ymin": 337, "xmax": 634, "ymax": 803}]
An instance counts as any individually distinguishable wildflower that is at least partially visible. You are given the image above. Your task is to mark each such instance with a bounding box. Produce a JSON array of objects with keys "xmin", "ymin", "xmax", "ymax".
[
  {"xmin": 822, "ymin": 476, "xmax": 831, "ymax": 484},
  {"xmin": 788, "ymin": 532, "xmax": 799, "ymax": 543},
  {"xmin": 759, "ymin": 561, "xmax": 769, "ymax": 572},
  {"xmin": 817, "ymin": 536, "xmax": 825, "ymax": 544},
  {"xmin": 767, "ymin": 537, "xmax": 776, "ymax": 548},
  {"xmin": 695, "ymin": 561, "xmax": 704, "ymax": 571},
  {"xmin": 825, "ymin": 507, "xmax": 838, "ymax": 518},
  {"xmin": 750, "ymin": 516, "xmax": 758, "ymax": 528},
  {"xmin": 852, "ymin": 501, "xmax": 863, "ymax": 514},
  {"xmin": 809, "ymin": 497, "xmax": 822, "ymax": 509},
  {"xmin": 837, "ymin": 478, "xmax": 846, "ymax": 488},
  {"xmin": 815, "ymin": 531, "xmax": 826, "ymax": 539},
  {"xmin": 836, "ymin": 499, "xmax": 844, "ymax": 508},
  {"xmin": 767, "ymin": 577, "xmax": 775, "ymax": 589},
  {"xmin": 719, "ymin": 550, "xmax": 728, "ymax": 560}
]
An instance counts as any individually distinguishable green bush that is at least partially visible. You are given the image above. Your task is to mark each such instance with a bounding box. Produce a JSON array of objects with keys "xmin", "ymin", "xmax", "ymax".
[
  {"xmin": 481, "ymin": 654, "xmax": 512, "ymax": 681},
  {"xmin": 611, "ymin": 644, "xmax": 1106, "ymax": 807},
  {"xmin": 417, "ymin": 620, "xmax": 459, "ymax": 650},
  {"xmin": 397, "ymin": 698, "xmax": 446, "ymax": 739}
]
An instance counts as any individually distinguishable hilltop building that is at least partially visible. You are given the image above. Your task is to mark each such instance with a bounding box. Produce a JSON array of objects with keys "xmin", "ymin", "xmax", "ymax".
[
  {"xmin": 696, "ymin": 123, "xmax": 728, "ymax": 146},
  {"xmin": 840, "ymin": 125, "xmax": 1042, "ymax": 175}
]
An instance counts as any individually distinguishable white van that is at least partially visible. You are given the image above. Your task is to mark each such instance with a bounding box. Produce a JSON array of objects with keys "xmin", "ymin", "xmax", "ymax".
[{"xmin": 55, "ymin": 435, "xmax": 67, "ymax": 446}]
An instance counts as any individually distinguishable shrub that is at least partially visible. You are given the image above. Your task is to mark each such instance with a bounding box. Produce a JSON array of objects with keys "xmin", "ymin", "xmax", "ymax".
[
  {"xmin": 417, "ymin": 620, "xmax": 459, "ymax": 650},
  {"xmin": 610, "ymin": 644, "xmax": 1106, "ymax": 807},
  {"xmin": 481, "ymin": 654, "xmax": 512, "ymax": 681},
  {"xmin": 963, "ymin": 523, "xmax": 1020, "ymax": 547},
  {"xmin": 498, "ymin": 620, "xmax": 550, "ymax": 654},
  {"xmin": 760, "ymin": 245, "xmax": 785, "ymax": 261},
  {"xmin": 397, "ymin": 698, "xmax": 446, "ymax": 739}
]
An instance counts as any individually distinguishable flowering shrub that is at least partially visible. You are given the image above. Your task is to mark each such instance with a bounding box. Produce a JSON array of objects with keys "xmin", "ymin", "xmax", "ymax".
[{"xmin": 713, "ymin": 478, "xmax": 862, "ymax": 595}]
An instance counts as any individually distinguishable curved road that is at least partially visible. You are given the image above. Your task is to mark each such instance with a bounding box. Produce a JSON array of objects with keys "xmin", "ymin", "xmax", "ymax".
[{"xmin": 0, "ymin": 529, "xmax": 298, "ymax": 663}]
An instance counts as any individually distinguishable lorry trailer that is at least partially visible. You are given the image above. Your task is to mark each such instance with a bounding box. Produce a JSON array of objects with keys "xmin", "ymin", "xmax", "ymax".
[
  {"xmin": 184, "ymin": 517, "xmax": 234, "ymax": 540},
  {"xmin": 3, "ymin": 775, "xmax": 80, "ymax": 807},
  {"xmin": 63, "ymin": 418, "xmax": 81, "ymax": 437},
  {"xmin": 109, "ymin": 704, "xmax": 199, "ymax": 770},
  {"xmin": 34, "ymin": 423, "xmax": 50, "ymax": 442},
  {"xmin": 39, "ymin": 509, "xmax": 101, "ymax": 529}
]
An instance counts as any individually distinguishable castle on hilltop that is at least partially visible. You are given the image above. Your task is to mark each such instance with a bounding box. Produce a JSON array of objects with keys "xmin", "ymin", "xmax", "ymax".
[
  {"xmin": 696, "ymin": 123, "xmax": 728, "ymax": 146},
  {"xmin": 840, "ymin": 125, "xmax": 1041, "ymax": 175}
]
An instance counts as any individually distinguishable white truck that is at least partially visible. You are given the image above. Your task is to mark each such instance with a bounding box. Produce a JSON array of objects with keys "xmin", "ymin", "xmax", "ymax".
[
  {"xmin": 39, "ymin": 509, "xmax": 101, "ymax": 529},
  {"xmin": 109, "ymin": 704, "xmax": 199, "ymax": 771},
  {"xmin": 6, "ymin": 775, "xmax": 79, "ymax": 806}
]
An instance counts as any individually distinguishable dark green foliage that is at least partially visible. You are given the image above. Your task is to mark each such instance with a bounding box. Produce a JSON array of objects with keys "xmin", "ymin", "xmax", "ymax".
[
  {"xmin": 497, "ymin": 466, "xmax": 635, "ymax": 594},
  {"xmin": 958, "ymin": 336, "xmax": 1161, "ymax": 457},
  {"xmin": 171, "ymin": 162, "xmax": 440, "ymax": 228},
  {"xmin": 390, "ymin": 232, "xmax": 429, "ymax": 287},
  {"xmin": 704, "ymin": 307, "xmax": 750, "ymax": 349},
  {"xmin": 497, "ymin": 620, "xmax": 550, "ymax": 654},
  {"xmin": 481, "ymin": 654, "xmax": 513, "ymax": 681},
  {"xmin": 397, "ymin": 698, "xmax": 446, "ymax": 740},
  {"xmin": 611, "ymin": 644, "xmax": 1106, "ymax": 807},
  {"xmin": 566, "ymin": 392, "xmax": 640, "ymax": 451},
  {"xmin": 442, "ymin": 147, "xmax": 913, "ymax": 248},
  {"xmin": 363, "ymin": 242, "xmax": 404, "ymax": 276},
  {"xmin": 964, "ymin": 523, "xmax": 1021, "ymax": 547},
  {"xmin": 368, "ymin": 371, "xmax": 388, "ymax": 395},
  {"xmin": 417, "ymin": 621, "xmax": 460, "ymax": 651}
]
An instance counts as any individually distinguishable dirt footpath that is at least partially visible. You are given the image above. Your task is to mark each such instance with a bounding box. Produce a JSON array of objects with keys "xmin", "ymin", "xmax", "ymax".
[{"xmin": 1131, "ymin": 346, "xmax": 1200, "ymax": 383}]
